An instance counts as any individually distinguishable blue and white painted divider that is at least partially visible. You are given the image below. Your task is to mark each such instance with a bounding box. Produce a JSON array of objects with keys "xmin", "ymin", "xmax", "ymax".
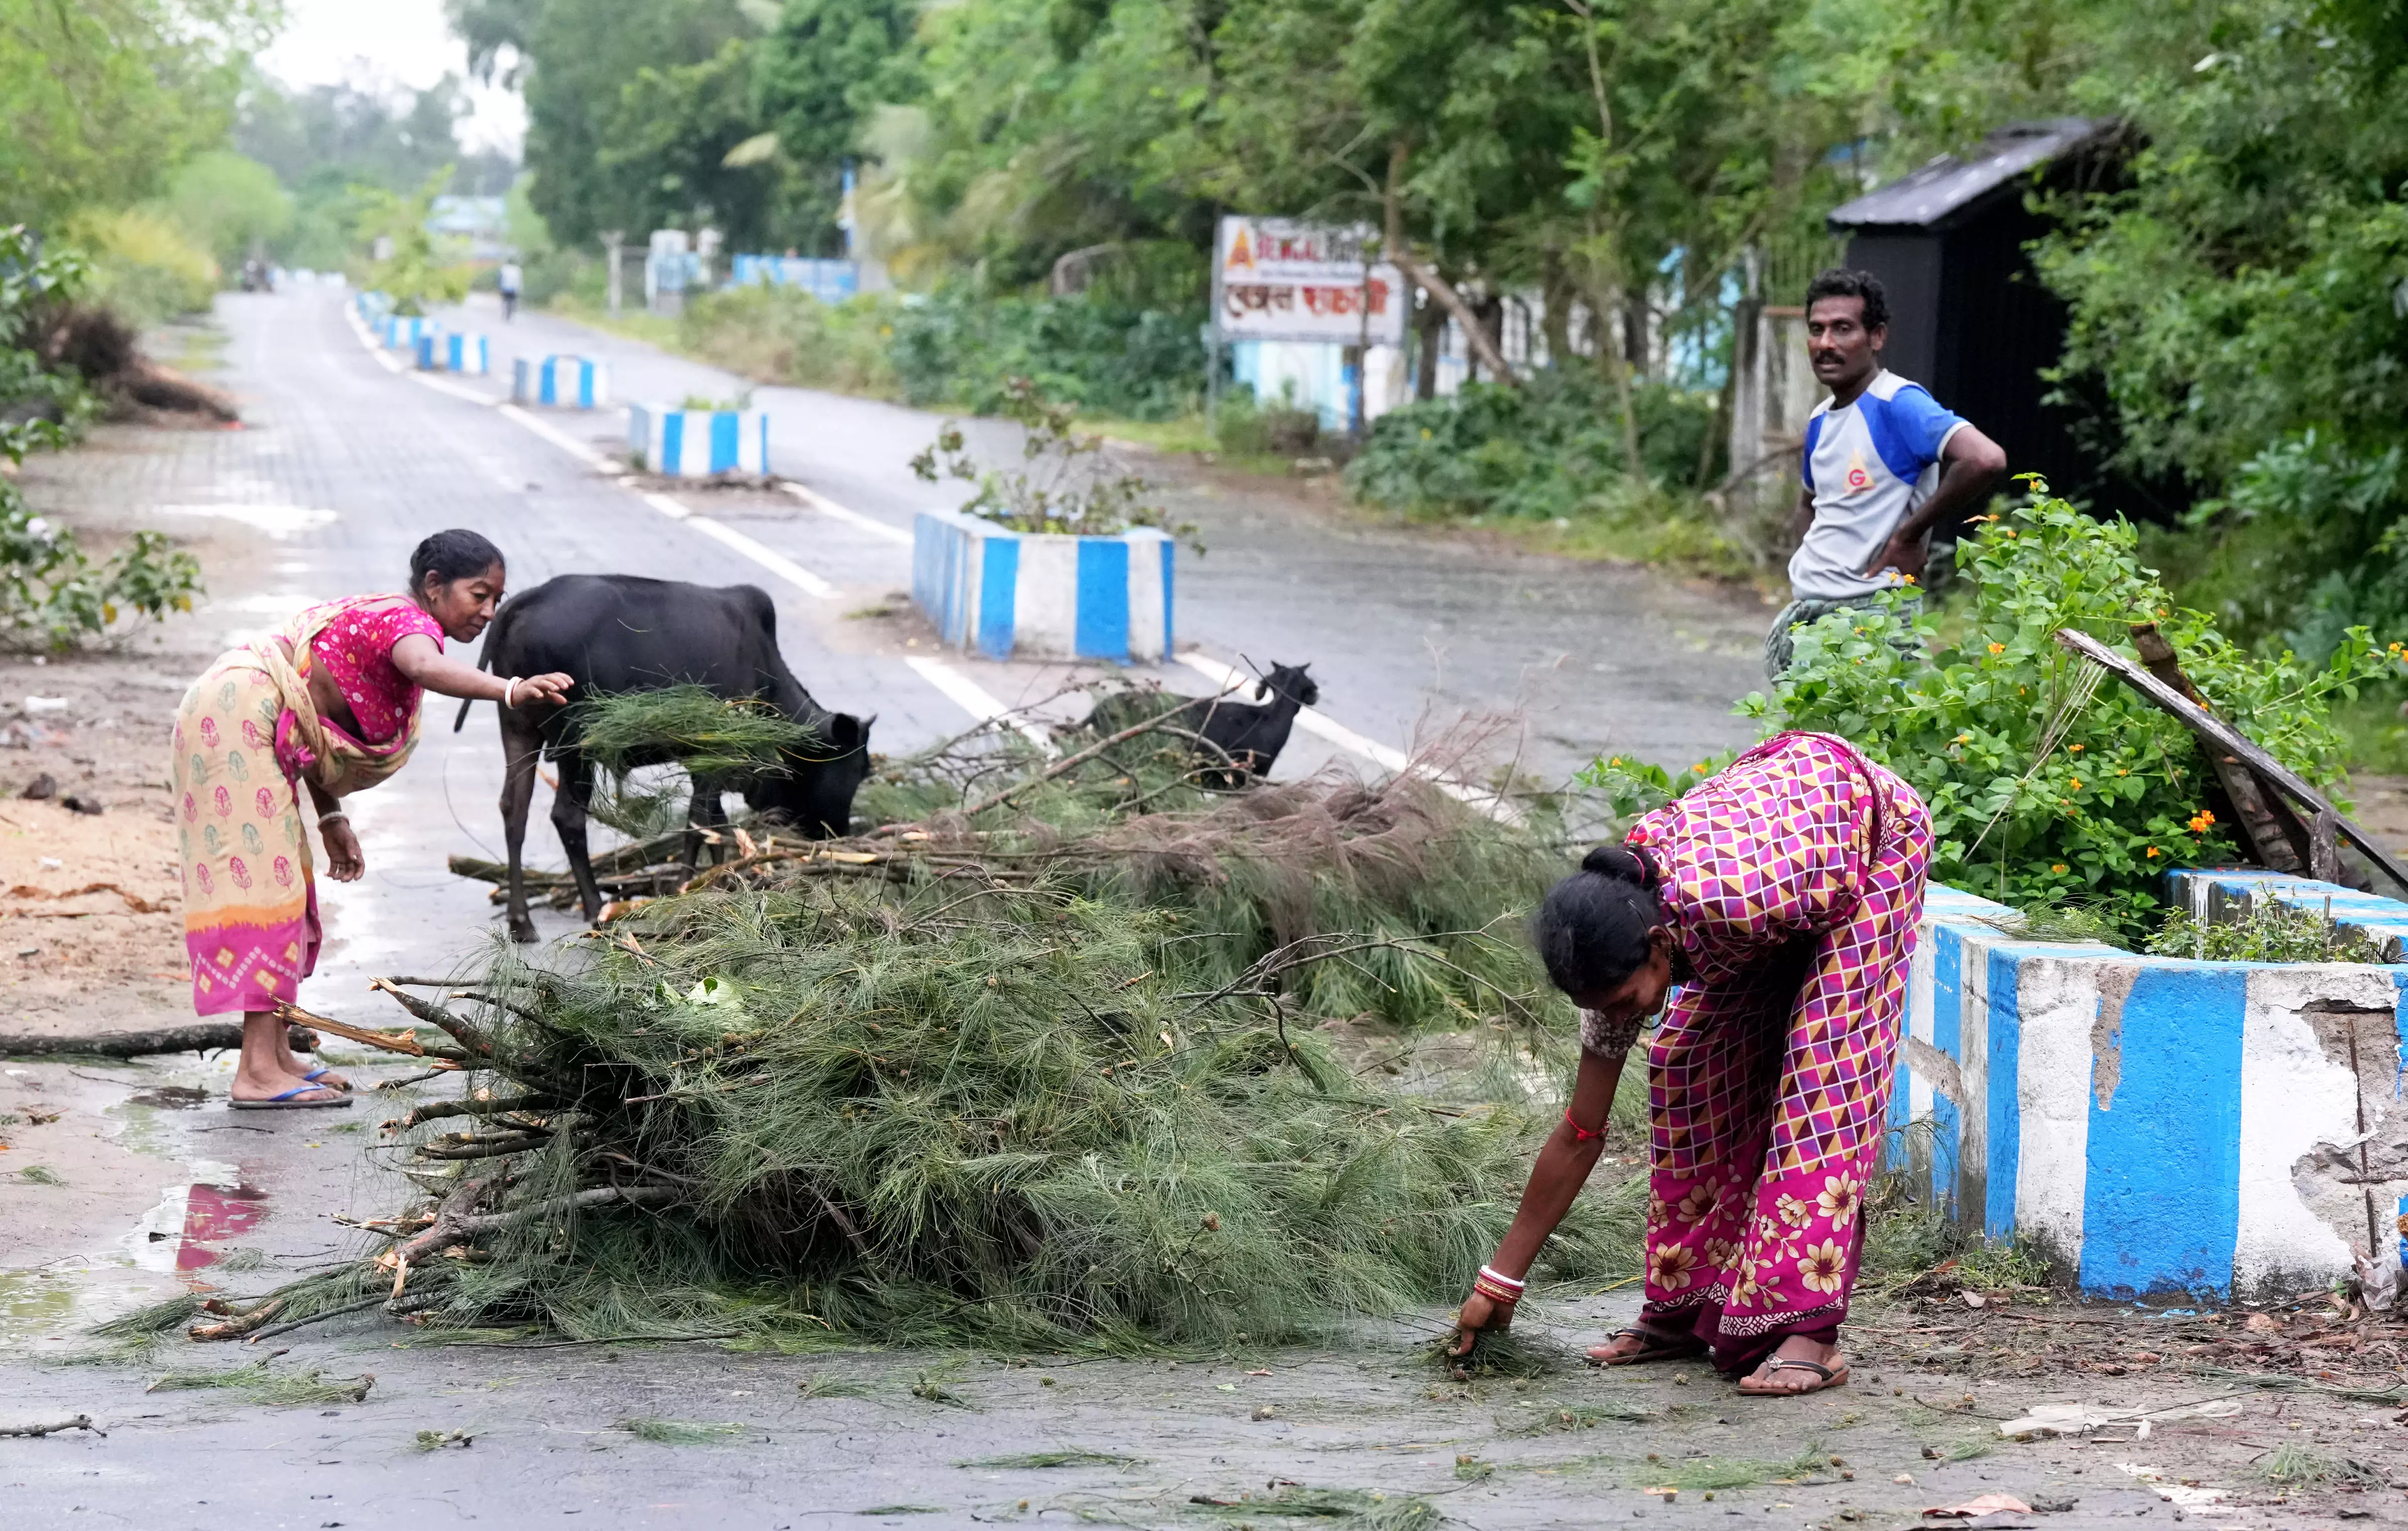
[
  {"xmin": 912, "ymin": 507, "xmax": 1174, "ymax": 664},
  {"xmin": 355, "ymin": 290, "xmax": 392, "ymax": 322},
  {"xmin": 415, "ymin": 331, "xmax": 489, "ymax": 374},
  {"xmin": 1897, "ymin": 874, "xmax": 2408, "ymax": 1301},
  {"xmin": 626, "ymin": 405, "xmax": 770, "ymax": 479},
  {"xmin": 512, "ymin": 355, "xmax": 608, "ymax": 409},
  {"xmin": 380, "ymin": 315, "xmax": 432, "ymax": 350}
]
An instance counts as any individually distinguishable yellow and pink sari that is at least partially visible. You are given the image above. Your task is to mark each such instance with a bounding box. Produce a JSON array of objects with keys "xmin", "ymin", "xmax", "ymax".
[{"xmin": 173, "ymin": 595, "xmax": 443, "ymax": 1014}]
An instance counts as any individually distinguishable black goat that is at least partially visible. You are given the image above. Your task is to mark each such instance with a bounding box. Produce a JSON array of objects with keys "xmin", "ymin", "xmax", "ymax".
[{"xmin": 1189, "ymin": 661, "xmax": 1318, "ymax": 785}]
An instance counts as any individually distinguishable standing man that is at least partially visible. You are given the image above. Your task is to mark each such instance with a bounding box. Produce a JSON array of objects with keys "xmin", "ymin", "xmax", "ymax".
[
  {"xmin": 1765, "ymin": 269, "xmax": 2007, "ymax": 678},
  {"xmin": 497, "ymin": 258, "xmax": 524, "ymax": 322}
]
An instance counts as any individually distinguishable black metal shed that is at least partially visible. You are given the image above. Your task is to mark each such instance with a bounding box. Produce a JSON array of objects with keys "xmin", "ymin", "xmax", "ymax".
[{"xmin": 1826, "ymin": 118, "xmax": 2145, "ymax": 513}]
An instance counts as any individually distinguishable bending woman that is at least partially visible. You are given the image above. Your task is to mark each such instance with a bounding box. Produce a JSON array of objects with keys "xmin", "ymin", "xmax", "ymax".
[
  {"xmin": 1454, "ymin": 731, "xmax": 1930, "ymax": 1395},
  {"xmin": 174, "ymin": 530, "xmax": 573, "ymax": 1108}
]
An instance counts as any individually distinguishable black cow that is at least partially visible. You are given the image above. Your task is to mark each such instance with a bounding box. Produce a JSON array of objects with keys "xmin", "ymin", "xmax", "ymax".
[{"xmin": 462, "ymin": 574, "xmax": 874, "ymax": 942}]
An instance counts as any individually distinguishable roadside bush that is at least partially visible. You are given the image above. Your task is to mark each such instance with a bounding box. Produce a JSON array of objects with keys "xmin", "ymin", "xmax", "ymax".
[
  {"xmin": 889, "ymin": 290, "xmax": 1205, "ymax": 419},
  {"xmin": 1586, "ymin": 487, "xmax": 2392, "ymax": 937},
  {"xmin": 677, "ymin": 285, "xmax": 898, "ymax": 397},
  {"xmin": 0, "ymin": 227, "xmax": 203, "ymax": 647},
  {"xmin": 63, "ymin": 209, "xmax": 217, "ymax": 325},
  {"xmin": 1344, "ymin": 372, "xmax": 1719, "ymax": 521}
]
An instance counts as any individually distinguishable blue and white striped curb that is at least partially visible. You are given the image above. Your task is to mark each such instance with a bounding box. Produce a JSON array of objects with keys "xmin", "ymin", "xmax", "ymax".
[
  {"xmin": 626, "ymin": 406, "xmax": 770, "ymax": 478},
  {"xmin": 1898, "ymin": 875, "xmax": 2408, "ymax": 1301},
  {"xmin": 912, "ymin": 507, "xmax": 1174, "ymax": 664},
  {"xmin": 416, "ymin": 331, "xmax": 489, "ymax": 375},
  {"xmin": 380, "ymin": 315, "xmax": 433, "ymax": 350},
  {"xmin": 512, "ymin": 355, "xmax": 608, "ymax": 408}
]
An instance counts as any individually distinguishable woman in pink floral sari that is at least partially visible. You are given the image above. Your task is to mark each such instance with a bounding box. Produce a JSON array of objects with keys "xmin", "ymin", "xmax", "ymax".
[
  {"xmin": 1451, "ymin": 732, "xmax": 1930, "ymax": 1396},
  {"xmin": 173, "ymin": 531, "xmax": 573, "ymax": 1108}
]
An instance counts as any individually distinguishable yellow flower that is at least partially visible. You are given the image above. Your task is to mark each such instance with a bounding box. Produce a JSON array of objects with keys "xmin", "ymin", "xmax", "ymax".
[
  {"xmin": 2051, "ymin": 863, "xmax": 2068, "ymax": 874},
  {"xmin": 2145, "ymin": 846, "xmax": 2160, "ymax": 859},
  {"xmin": 2069, "ymin": 744, "xmax": 2083, "ymax": 752},
  {"xmin": 2069, "ymin": 778, "xmax": 2082, "ymax": 790},
  {"xmin": 1797, "ymin": 1240, "xmax": 1848, "ymax": 1294},
  {"xmin": 2187, "ymin": 809, "xmax": 2216, "ymax": 834},
  {"xmin": 1954, "ymin": 732, "xmax": 1972, "ymax": 745},
  {"xmin": 1648, "ymin": 1242, "xmax": 1700, "ymax": 1292},
  {"xmin": 1693, "ymin": 762, "xmax": 1708, "ymax": 775},
  {"xmin": 2117, "ymin": 768, "xmax": 2128, "ymax": 777},
  {"xmin": 2004, "ymin": 529, "xmax": 2018, "ymax": 538},
  {"xmin": 1987, "ymin": 642, "xmax": 2005, "ymax": 655}
]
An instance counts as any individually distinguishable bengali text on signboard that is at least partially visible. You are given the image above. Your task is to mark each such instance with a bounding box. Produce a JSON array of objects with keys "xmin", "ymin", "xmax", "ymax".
[{"xmin": 1213, "ymin": 217, "xmax": 1407, "ymax": 346}]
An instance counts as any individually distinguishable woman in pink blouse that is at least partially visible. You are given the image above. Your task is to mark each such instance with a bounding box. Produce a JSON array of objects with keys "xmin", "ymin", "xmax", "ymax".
[
  {"xmin": 1450, "ymin": 732, "xmax": 1931, "ymax": 1396},
  {"xmin": 172, "ymin": 530, "xmax": 574, "ymax": 1108}
]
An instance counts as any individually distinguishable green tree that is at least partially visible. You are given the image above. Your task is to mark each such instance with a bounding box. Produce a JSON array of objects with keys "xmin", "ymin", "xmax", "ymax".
[
  {"xmin": 752, "ymin": 0, "xmax": 918, "ymax": 254},
  {"xmin": 162, "ymin": 150, "xmax": 292, "ymax": 267},
  {"xmin": 0, "ymin": 0, "xmax": 279, "ymax": 224}
]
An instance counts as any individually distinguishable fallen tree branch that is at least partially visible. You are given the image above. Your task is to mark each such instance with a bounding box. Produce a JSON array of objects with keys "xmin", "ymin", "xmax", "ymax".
[
  {"xmin": 272, "ymin": 1001, "xmax": 460, "ymax": 1061},
  {"xmin": 0, "ymin": 1414, "xmax": 103, "ymax": 1438},
  {"xmin": 188, "ymin": 1297, "xmax": 285, "ymax": 1341},
  {"xmin": 367, "ymin": 979, "xmax": 500, "ymax": 1058},
  {"xmin": 0, "ymin": 1022, "xmax": 318, "ymax": 1060},
  {"xmin": 395, "ymin": 1095, "xmax": 561, "ymax": 1130},
  {"xmin": 244, "ymin": 1295, "xmax": 386, "ymax": 1344}
]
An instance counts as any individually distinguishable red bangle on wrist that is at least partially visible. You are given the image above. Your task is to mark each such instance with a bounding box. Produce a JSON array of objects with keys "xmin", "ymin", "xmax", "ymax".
[{"xmin": 1564, "ymin": 1108, "xmax": 1604, "ymax": 1143}]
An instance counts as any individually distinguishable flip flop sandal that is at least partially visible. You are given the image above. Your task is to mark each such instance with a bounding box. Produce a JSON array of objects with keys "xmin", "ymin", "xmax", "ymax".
[
  {"xmin": 230, "ymin": 1085, "xmax": 354, "ymax": 1111},
  {"xmin": 1586, "ymin": 1325, "xmax": 1709, "ymax": 1367},
  {"xmin": 301, "ymin": 1068, "xmax": 351, "ymax": 1090},
  {"xmin": 1739, "ymin": 1357, "xmax": 1850, "ymax": 1396}
]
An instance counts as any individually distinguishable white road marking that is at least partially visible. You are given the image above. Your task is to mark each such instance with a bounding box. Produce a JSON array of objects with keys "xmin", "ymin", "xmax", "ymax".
[
  {"xmin": 776, "ymin": 481, "xmax": 914, "ymax": 546},
  {"xmin": 499, "ymin": 403, "xmax": 611, "ymax": 470},
  {"xmin": 409, "ymin": 372, "xmax": 494, "ymax": 406},
  {"xmin": 1174, "ymin": 650, "xmax": 1518, "ymax": 821},
  {"xmin": 676, "ymin": 515, "xmax": 839, "ymax": 600},
  {"xmin": 903, "ymin": 656, "xmax": 1054, "ymax": 752}
]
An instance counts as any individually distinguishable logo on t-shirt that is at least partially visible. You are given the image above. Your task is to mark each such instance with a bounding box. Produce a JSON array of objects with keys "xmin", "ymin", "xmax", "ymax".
[{"xmin": 1844, "ymin": 448, "xmax": 1873, "ymax": 493}]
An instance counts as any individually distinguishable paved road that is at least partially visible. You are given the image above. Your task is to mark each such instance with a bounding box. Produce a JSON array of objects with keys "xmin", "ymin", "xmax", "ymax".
[{"xmin": 0, "ymin": 289, "xmax": 2233, "ymax": 1531}]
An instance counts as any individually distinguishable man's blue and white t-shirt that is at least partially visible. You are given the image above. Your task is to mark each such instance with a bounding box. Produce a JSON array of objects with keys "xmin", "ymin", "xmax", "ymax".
[{"xmin": 1787, "ymin": 370, "xmax": 1968, "ymax": 602}]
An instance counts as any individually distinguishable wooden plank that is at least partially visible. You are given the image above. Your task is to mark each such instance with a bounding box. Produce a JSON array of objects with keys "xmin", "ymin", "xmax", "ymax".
[{"xmin": 2053, "ymin": 627, "xmax": 2408, "ymax": 892}]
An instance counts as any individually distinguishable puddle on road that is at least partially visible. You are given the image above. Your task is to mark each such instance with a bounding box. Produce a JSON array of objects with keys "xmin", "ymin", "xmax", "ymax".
[{"xmin": 124, "ymin": 1085, "xmax": 213, "ymax": 1111}]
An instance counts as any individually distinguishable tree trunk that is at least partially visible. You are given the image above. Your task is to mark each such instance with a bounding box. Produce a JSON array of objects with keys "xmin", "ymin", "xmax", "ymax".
[
  {"xmin": 1414, "ymin": 297, "xmax": 1443, "ymax": 401},
  {"xmin": 1383, "ymin": 141, "xmax": 1517, "ymax": 386}
]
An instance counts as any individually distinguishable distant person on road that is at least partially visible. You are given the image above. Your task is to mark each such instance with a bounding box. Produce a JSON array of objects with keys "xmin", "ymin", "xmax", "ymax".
[
  {"xmin": 1765, "ymin": 268, "xmax": 2006, "ymax": 679},
  {"xmin": 173, "ymin": 531, "xmax": 573, "ymax": 1108},
  {"xmin": 497, "ymin": 260, "xmax": 523, "ymax": 321},
  {"xmin": 1451, "ymin": 730, "xmax": 1931, "ymax": 1397}
]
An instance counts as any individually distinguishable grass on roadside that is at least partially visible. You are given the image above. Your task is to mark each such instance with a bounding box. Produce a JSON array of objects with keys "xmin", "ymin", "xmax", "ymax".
[
  {"xmin": 2256, "ymin": 1443, "xmax": 2379, "ymax": 1487},
  {"xmin": 617, "ymin": 1417, "xmax": 747, "ymax": 1444},
  {"xmin": 145, "ymin": 1361, "xmax": 374, "ymax": 1406}
]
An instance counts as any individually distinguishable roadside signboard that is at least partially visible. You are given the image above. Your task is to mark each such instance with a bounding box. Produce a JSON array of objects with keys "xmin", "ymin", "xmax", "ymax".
[{"xmin": 1212, "ymin": 217, "xmax": 1407, "ymax": 346}]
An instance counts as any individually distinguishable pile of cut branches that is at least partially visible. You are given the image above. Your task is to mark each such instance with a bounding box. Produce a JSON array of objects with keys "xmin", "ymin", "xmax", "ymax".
[{"xmin": 218, "ymin": 693, "xmax": 1627, "ymax": 1349}]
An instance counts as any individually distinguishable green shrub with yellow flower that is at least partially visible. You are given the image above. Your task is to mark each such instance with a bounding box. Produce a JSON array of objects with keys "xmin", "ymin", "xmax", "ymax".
[{"xmin": 1586, "ymin": 486, "xmax": 2397, "ymax": 940}]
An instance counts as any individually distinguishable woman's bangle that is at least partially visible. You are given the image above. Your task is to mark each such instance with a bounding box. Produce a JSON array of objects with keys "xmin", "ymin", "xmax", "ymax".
[
  {"xmin": 503, "ymin": 676, "xmax": 520, "ymax": 709},
  {"xmin": 1473, "ymin": 1265, "xmax": 1526, "ymax": 1305},
  {"xmin": 317, "ymin": 811, "xmax": 348, "ymax": 828}
]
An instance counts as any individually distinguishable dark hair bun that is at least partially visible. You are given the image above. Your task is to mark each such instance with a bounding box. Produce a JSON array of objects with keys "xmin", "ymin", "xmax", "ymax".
[{"xmin": 1581, "ymin": 843, "xmax": 1655, "ymax": 887}]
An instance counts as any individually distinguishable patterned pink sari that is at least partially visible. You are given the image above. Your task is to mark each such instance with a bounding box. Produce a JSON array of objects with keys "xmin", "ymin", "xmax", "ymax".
[
  {"xmin": 1618, "ymin": 731, "xmax": 1931, "ymax": 1373},
  {"xmin": 174, "ymin": 595, "xmax": 443, "ymax": 1014}
]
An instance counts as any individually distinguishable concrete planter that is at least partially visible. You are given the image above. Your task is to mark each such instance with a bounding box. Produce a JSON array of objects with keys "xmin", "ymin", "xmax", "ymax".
[
  {"xmin": 1897, "ymin": 870, "xmax": 2407, "ymax": 1301},
  {"xmin": 627, "ymin": 405, "xmax": 769, "ymax": 478},
  {"xmin": 416, "ymin": 331, "xmax": 489, "ymax": 374},
  {"xmin": 355, "ymin": 290, "xmax": 392, "ymax": 321},
  {"xmin": 912, "ymin": 507, "xmax": 1174, "ymax": 663},
  {"xmin": 513, "ymin": 355, "xmax": 608, "ymax": 408},
  {"xmin": 380, "ymin": 315, "xmax": 432, "ymax": 350}
]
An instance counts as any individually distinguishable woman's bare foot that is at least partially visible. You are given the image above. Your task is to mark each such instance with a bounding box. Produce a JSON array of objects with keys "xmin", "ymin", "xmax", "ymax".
[
  {"xmin": 233, "ymin": 1008, "xmax": 344, "ymax": 1102},
  {"xmin": 1586, "ymin": 1321, "xmax": 1706, "ymax": 1366},
  {"xmin": 230, "ymin": 1058, "xmax": 344, "ymax": 1105},
  {"xmin": 1737, "ymin": 1333, "xmax": 1849, "ymax": 1395},
  {"xmin": 274, "ymin": 1039, "xmax": 347, "ymax": 1091}
]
